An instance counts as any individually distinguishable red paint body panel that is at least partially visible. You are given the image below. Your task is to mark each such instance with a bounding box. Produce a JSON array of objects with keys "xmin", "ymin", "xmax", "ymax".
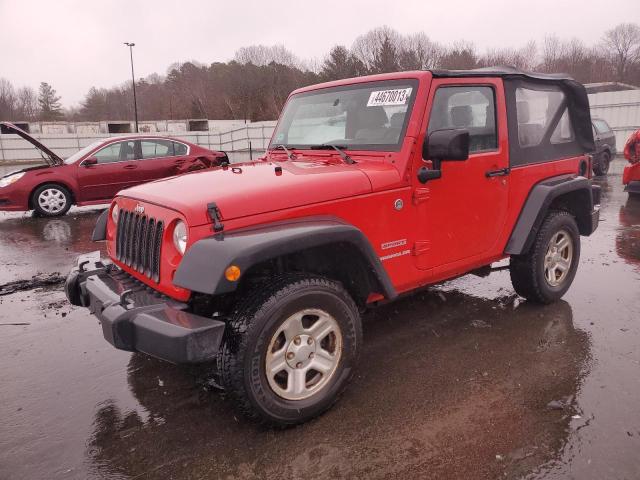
[
  {"xmin": 623, "ymin": 163, "xmax": 640, "ymax": 185},
  {"xmin": 0, "ymin": 136, "xmax": 224, "ymax": 213},
  {"xmin": 104, "ymin": 72, "xmax": 589, "ymax": 302}
]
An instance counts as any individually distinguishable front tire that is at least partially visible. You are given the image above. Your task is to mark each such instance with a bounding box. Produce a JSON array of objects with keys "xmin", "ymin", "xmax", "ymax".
[
  {"xmin": 32, "ymin": 184, "xmax": 72, "ymax": 217},
  {"xmin": 218, "ymin": 275, "xmax": 362, "ymax": 427},
  {"xmin": 510, "ymin": 210, "xmax": 580, "ymax": 304}
]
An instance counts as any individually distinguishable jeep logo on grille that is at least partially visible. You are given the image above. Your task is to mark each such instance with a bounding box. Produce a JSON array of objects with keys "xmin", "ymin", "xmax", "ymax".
[{"xmin": 134, "ymin": 204, "xmax": 145, "ymax": 214}]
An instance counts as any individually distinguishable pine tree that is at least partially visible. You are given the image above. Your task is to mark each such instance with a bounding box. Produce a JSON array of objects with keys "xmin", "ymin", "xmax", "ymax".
[{"xmin": 38, "ymin": 82, "xmax": 63, "ymax": 121}]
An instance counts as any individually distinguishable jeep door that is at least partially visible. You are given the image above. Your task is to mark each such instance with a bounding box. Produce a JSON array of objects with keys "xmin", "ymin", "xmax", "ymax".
[
  {"xmin": 412, "ymin": 78, "xmax": 509, "ymax": 271},
  {"xmin": 76, "ymin": 140, "xmax": 140, "ymax": 201}
]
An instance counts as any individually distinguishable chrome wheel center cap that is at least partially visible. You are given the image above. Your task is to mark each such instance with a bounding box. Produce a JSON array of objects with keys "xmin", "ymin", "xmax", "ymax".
[{"xmin": 285, "ymin": 334, "xmax": 316, "ymax": 369}]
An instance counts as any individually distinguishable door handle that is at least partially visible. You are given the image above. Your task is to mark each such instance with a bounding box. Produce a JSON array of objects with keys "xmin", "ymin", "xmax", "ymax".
[
  {"xmin": 485, "ymin": 167, "xmax": 510, "ymax": 178},
  {"xmin": 123, "ymin": 164, "xmax": 138, "ymax": 170}
]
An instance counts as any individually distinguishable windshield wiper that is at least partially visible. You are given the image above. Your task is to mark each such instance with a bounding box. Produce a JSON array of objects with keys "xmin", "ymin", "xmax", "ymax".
[
  {"xmin": 310, "ymin": 144, "xmax": 355, "ymax": 165},
  {"xmin": 270, "ymin": 144, "xmax": 296, "ymax": 160}
]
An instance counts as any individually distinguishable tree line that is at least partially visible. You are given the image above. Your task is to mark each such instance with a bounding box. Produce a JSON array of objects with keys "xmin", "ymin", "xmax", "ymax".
[{"xmin": 1, "ymin": 22, "xmax": 639, "ymax": 123}]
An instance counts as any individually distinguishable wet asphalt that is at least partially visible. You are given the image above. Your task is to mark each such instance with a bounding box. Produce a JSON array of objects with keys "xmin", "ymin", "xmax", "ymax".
[{"xmin": 0, "ymin": 160, "xmax": 639, "ymax": 480}]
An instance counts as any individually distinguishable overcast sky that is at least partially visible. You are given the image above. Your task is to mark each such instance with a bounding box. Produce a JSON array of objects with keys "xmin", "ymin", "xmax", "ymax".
[{"xmin": 0, "ymin": 0, "xmax": 636, "ymax": 107}]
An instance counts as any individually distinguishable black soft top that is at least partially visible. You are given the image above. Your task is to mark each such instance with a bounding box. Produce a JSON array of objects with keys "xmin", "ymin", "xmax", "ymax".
[
  {"xmin": 431, "ymin": 66, "xmax": 574, "ymax": 81},
  {"xmin": 431, "ymin": 66, "xmax": 595, "ymax": 162}
]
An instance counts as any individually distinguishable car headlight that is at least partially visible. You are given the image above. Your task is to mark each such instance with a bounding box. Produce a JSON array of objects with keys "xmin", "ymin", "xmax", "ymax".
[
  {"xmin": 111, "ymin": 204, "xmax": 119, "ymax": 223},
  {"xmin": 173, "ymin": 220, "xmax": 188, "ymax": 255},
  {"xmin": 0, "ymin": 172, "xmax": 25, "ymax": 188}
]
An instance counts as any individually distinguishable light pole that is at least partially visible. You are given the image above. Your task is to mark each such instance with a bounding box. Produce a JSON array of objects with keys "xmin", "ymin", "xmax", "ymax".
[{"xmin": 124, "ymin": 42, "xmax": 139, "ymax": 133}]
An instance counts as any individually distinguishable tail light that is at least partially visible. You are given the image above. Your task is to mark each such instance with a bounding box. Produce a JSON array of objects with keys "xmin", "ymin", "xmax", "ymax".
[{"xmin": 580, "ymin": 155, "xmax": 592, "ymax": 179}]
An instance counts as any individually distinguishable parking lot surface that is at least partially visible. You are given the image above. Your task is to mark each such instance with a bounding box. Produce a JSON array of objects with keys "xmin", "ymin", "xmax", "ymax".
[{"xmin": 0, "ymin": 161, "xmax": 639, "ymax": 479}]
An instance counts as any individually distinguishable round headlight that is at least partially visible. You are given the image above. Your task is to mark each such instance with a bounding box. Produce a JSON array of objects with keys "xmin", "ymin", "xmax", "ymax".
[
  {"xmin": 173, "ymin": 220, "xmax": 188, "ymax": 255},
  {"xmin": 111, "ymin": 204, "xmax": 119, "ymax": 223}
]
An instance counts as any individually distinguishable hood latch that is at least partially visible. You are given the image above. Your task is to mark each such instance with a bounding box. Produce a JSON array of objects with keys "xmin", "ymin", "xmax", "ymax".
[{"xmin": 207, "ymin": 202, "xmax": 224, "ymax": 233}]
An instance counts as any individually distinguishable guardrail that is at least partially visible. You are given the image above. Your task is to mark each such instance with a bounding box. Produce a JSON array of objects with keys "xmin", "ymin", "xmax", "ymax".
[{"xmin": 0, "ymin": 121, "xmax": 277, "ymax": 165}]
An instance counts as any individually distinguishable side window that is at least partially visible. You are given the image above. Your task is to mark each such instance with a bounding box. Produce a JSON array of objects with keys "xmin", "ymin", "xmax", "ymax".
[
  {"xmin": 173, "ymin": 142, "xmax": 188, "ymax": 156},
  {"xmin": 593, "ymin": 119, "xmax": 611, "ymax": 134},
  {"xmin": 140, "ymin": 140, "xmax": 174, "ymax": 159},
  {"xmin": 515, "ymin": 87, "xmax": 566, "ymax": 147},
  {"xmin": 93, "ymin": 142, "xmax": 122, "ymax": 163},
  {"xmin": 427, "ymin": 85, "xmax": 497, "ymax": 153}
]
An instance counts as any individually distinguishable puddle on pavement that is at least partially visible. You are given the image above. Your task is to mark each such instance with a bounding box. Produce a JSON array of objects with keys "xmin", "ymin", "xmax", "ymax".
[{"xmin": 0, "ymin": 163, "xmax": 639, "ymax": 479}]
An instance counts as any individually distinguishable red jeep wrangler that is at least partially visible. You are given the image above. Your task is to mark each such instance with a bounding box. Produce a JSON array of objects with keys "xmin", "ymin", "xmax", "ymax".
[{"xmin": 66, "ymin": 67, "xmax": 600, "ymax": 426}]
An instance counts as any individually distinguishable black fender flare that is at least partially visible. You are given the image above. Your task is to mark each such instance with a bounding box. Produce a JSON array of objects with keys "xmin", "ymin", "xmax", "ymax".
[
  {"xmin": 505, "ymin": 174, "xmax": 600, "ymax": 255},
  {"xmin": 173, "ymin": 216, "xmax": 397, "ymax": 300},
  {"xmin": 92, "ymin": 209, "xmax": 108, "ymax": 241}
]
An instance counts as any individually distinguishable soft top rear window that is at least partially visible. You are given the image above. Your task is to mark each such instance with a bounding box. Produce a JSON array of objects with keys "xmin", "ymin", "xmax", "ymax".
[
  {"xmin": 270, "ymin": 79, "xmax": 419, "ymax": 152},
  {"xmin": 506, "ymin": 79, "xmax": 590, "ymax": 166}
]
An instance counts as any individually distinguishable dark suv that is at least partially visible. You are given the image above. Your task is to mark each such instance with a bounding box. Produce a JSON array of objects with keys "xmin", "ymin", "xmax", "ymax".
[{"xmin": 592, "ymin": 118, "xmax": 616, "ymax": 176}]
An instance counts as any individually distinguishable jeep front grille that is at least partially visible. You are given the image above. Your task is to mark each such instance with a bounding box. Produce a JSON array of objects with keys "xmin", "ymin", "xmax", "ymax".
[{"xmin": 116, "ymin": 209, "xmax": 164, "ymax": 282}]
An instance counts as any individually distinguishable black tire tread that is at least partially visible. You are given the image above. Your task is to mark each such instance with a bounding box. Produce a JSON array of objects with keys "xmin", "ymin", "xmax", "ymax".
[
  {"xmin": 510, "ymin": 210, "xmax": 579, "ymax": 304},
  {"xmin": 218, "ymin": 274, "xmax": 360, "ymax": 427},
  {"xmin": 593, "ymin": 151, "xmax": 610, "ymax": 176}
]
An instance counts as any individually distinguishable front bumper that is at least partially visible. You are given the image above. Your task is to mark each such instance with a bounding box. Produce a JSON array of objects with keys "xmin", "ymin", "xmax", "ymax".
[{"xmin": 65, "ymin": 253, "xmax": 225, "ymax": 364}]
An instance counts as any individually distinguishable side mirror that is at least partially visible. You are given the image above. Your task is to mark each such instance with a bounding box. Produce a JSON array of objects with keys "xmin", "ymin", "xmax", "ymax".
[
  {"xmin": 422, "ymin": 128, "xmax": 470, "ymax": 162},
  {"xmin": 418, "ymin": 129, "xmax": 469, "ymax": 184},
  {"xmin": 82, "ymin": 157, "xmax": 98, "ymax": 167}
]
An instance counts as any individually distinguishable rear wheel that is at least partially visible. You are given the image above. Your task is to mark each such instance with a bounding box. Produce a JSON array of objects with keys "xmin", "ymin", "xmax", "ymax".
[
  {"xmin": 593, "ymin": 151, "xmax": 611, "ymax": 176},
  {"xmin": 510, "ymin": 210, "xmax": 580, "ymax": 304},
  {"xmin": 32, "ymin": 184, "xmax": 72, "ymax": 217},
  {"xmin": 218, "ymin": 275, "xmax": 362, "ymax": 427}
]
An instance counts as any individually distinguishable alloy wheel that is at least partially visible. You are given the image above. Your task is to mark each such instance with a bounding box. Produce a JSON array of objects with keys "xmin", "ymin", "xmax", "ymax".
[
  {"xmin": 265, "ymin": 308, "xmax": 342, "ymax": 401},
  {"xmin": 544, "ymin": 229, "xmax": 573, "ymax": 287}
]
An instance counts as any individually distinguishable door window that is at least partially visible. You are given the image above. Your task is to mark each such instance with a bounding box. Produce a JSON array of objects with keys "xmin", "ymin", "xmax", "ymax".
[
  {"xmin": 93, "ymin": 141, "xmax": 136, "ymax": 163},
  {"xmin": 428, "ymin": 86, "xmax": 497, "ymax": 153},
  {"xmin": 173, "ymin": 142, "xmax": 188, "ymax": 156},
  {"xmin": 140, "ymin": 139, "xmax": 175, "ymax": 159}
]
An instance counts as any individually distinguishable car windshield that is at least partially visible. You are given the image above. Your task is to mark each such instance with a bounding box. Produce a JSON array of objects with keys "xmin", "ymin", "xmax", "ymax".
[
  {"xmin": 270, "ymin": 79, "xmax": 418, "ymax": 151},
  {"xmin": 63, "ymin": 141, "xmax": 104, "ymax": 164}
]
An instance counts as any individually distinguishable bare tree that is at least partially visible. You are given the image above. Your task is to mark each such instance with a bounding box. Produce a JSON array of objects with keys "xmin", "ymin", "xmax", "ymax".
[
  {"xmin": 602, "ymin": 23, "xmax": 640, "ymax": 81},
  {"xmin": 480, "ymin": 41, "xmax": 537, "ymax": 70},
  {"xmin": 0, "ymin": 78, "xmax": 17, "ymax": 121},
  {"xmin": 16, "ymin": 86, "xmax": 38, "ymax": 120},
  {"xmin": 401, "ymin": 33, "xmax": 444, "ymax": 70},
  {"xmin": 351, "ymin": 26, "xmax": 403, "ymax": 72},
  {"xmin": 234, "ymin": 45, "xmax": 302, "ymax": 69}
]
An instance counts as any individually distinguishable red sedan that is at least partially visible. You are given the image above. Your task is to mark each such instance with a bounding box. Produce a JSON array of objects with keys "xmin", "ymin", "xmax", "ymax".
[{"xmin": 0, "ymin": 122, "xmax": 227, "ymax": 216}]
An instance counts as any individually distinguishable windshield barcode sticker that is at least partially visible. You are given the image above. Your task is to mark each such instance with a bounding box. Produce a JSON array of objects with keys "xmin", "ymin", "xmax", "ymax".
[{"xmin": 367, "ymin": 88, "xmax": 412, "ymax": 107}]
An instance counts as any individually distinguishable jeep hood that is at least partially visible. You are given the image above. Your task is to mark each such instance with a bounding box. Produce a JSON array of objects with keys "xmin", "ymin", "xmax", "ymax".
[
  {"xmin": 120, "ymin": 160, "xmax": 378, "ymax": 225},
  {"xmin": 0, "ymin": 122, "xmax": 64, "ymax": 166}
]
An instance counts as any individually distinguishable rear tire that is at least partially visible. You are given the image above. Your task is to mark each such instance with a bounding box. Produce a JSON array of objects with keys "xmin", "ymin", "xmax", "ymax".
[
  {"xmin": 32, "ymin": 183, "xmax": 72, "ymax": 217},
  {"xmin": 510, "ymin": 210, "xmax": 580, "ymax": 304},
  {"xmin": 218, "ymin": 275, "xmax": 362, "ymax": 427},
  {"xmin": 593, "ymin": 151, "xmax": 611, "ymax": 176}
]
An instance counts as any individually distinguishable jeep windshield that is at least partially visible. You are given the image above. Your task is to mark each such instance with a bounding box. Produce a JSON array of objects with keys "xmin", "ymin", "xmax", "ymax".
[{"xmin": 269, "ymin": 79, "xmax": 418, "ymax": 152}]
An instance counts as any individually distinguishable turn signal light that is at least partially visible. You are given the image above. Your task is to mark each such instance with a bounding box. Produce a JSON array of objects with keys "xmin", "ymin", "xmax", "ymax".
[{"xmin": 225, "ymin": 265, "xmax": 241, "ymax": 282}]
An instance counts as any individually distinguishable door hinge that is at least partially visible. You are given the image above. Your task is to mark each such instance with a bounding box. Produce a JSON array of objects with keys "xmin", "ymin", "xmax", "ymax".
[
  {"xmin": 413, "ymin": 187, "xmax": 430, "ymax": 205},
  {"xmin": 207, "ymin": 202, "xmax": 224, "ymax": 233},
  {"xmin": 413, "ymin": 240, "xmax": 431, "ymax": 255}
]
